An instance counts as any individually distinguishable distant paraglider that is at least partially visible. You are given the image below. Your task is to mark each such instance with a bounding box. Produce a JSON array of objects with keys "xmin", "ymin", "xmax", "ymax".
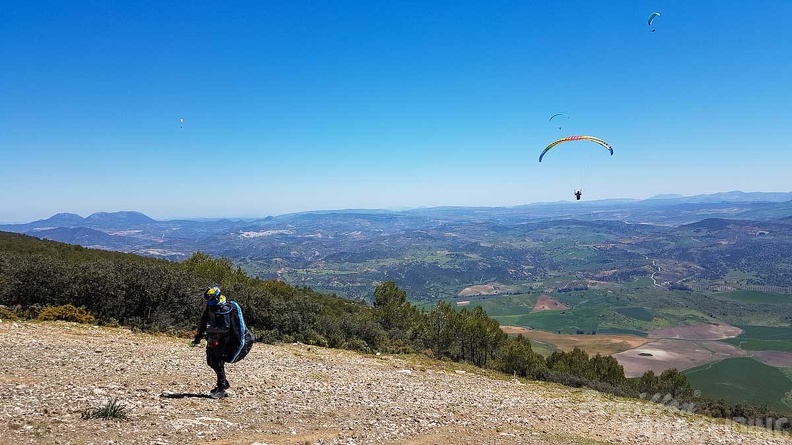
[
  {"xmin": 179, "ymin": 118, "xmax": 184, "ymax": 129},
  {"xmin": 538, "ymin": 135, "xmax": 613, "ymax": 163},
  {"xmin": 648, "ymin": 12, "xmax": 661, "ymax": 32},
  {"xmin": 549, "ymin": 113, "xmax": 570, "ymax": 130}
]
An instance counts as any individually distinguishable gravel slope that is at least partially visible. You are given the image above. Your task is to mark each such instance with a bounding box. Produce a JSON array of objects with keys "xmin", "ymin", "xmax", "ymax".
[{"xmin": 1, "ymin": 320, "xmax": 789, "ymax": 445}]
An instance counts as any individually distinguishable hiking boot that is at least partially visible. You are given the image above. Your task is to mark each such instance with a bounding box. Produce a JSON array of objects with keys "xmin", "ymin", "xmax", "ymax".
[
  {"xmin": 209, "ymin": 381, "xmax": 230, "ymax": 395},
  {"xmin": 209, "ymin": 386, "xmax": 227, "ymax": 399},
  {"xmin": 209, "ymin": 389, "xmax": 227, "ymax": 399}
]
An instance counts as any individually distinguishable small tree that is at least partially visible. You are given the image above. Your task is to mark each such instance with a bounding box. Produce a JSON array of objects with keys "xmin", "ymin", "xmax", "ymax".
[
  {"xmin": 636, "ymin": 370, "xmax": 657, "ymax": 394},
  {"xmin": 657, "ymin": 368, "xmax": 693, "ymax": 398},
  {"xmin": 373, "ymin": 281, "xmax": 413, "ymax": 332},
  {"xmin": 493, "ymin": 334, "xmax": 546, "ymax": 378}
]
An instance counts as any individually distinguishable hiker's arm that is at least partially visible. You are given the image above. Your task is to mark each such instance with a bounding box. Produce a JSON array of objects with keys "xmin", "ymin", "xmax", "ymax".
[{"xmin": 192, "ymin": 307, "xmax": 209, "ymax": 343}]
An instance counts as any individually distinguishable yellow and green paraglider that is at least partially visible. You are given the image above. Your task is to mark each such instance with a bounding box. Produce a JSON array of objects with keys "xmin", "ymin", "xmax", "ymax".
[
  {"xmin": 539, "ymin": 135, "xmax": 614, "ymax": 200},
  {"xmin": 539, "ymin": 135, "xmax": 613, "ymax": 163},
  {"xmin": 648, "ymin": 12, "xmax": 661, "ymax": 32}
]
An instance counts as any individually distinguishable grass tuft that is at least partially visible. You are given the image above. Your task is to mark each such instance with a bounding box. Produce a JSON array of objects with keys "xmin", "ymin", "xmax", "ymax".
[{"xmin": 81, "ymin": 398, "xmax": 128, "ymax": 420}]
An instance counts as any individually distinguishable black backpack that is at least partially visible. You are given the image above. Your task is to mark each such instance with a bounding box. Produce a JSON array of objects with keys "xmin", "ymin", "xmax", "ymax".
[
  {"xmin": 206, "ymin": 303, "xmax": 233, "ymax": 334},
  {"xmin": 205, "ymin": 301, "xmax": 254, "ymax": 363}
]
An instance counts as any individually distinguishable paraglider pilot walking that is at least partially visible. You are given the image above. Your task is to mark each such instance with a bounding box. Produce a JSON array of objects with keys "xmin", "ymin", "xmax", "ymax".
[{"xmin": 191, "ymin": 286, "xmax": 235, "ymax": 398}]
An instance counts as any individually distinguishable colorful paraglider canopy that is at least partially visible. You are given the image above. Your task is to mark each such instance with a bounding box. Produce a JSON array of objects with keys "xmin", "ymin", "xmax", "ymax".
[{"xmin": 539, "ymin": 135, "xmax": 614, "ymax": 162}]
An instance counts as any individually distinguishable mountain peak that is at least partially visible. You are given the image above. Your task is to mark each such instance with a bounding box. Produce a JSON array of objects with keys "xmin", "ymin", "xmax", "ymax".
[
  {"xmin": 40, "ymin": 213, "xmax": 85, "ymax": 226},
  {"xmin": 84, "ymin": 211, "xmax": 156, "ymax": 224}
]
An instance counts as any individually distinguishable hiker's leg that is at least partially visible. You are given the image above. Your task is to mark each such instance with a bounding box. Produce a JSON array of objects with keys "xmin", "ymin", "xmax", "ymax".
[
  {"xmin": 206, "ymin": 350, "xmax": 227, "ymax": 389},
  {"xmin": 212, "ymin": 359, "xmax": 228, "ymax": 389}
]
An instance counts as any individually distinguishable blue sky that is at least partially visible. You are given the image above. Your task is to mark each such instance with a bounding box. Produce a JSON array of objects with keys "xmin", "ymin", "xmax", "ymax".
[{"xmin": 2, "ymin": 1, "xmax": 791, "ymax": 221}]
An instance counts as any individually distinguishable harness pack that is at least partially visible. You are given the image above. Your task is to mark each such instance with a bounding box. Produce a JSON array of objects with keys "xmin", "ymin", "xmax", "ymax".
[{"xmin": 206, "ymin": 301, "xmax": 254, "ymax": 363}]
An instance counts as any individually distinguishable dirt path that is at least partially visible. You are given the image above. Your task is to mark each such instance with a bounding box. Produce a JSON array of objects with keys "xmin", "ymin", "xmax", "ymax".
[{"xmin": 1, "ymin": 320, "xmax": 789, "ymax": 445}]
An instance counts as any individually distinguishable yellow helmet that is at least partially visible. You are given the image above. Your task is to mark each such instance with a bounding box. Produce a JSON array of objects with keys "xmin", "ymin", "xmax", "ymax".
[{"xmin": 203, "ymin": 286, "xmax": 225, "ymax": 305}]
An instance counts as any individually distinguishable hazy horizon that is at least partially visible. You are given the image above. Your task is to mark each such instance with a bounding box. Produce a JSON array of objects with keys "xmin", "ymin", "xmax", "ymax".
[{"xmin": 2, "ymin": 188, "xmax": 791, "ymax": 224}]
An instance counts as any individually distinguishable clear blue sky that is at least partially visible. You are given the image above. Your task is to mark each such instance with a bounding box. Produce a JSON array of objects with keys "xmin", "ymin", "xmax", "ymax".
[{"xmin": 2, "ymin": 1, "xmax": 791, "ymax": 222}]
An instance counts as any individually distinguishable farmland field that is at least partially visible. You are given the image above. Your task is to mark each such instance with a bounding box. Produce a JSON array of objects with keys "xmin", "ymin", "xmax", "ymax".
[
  {"xmin": 722, "ymin": 325, "xmax": 792, "ymax": 353},
  {"xmin": 614, "ymin": 339, "xmax": 746, "ymax": 378},
  {"xmin": 615, "ymin": 307, "xmax": 654, "ymax": 321},
  {"xmin": 717, "ymin": 290, "xmax": 792, "ymax": 305},
  {"xmin": 500, "ymin": 326, "xmax": 648, "ymax": 356},
  {"xmin": 684, "ymin": 358, "xmax": 792, "ymax": 413}
]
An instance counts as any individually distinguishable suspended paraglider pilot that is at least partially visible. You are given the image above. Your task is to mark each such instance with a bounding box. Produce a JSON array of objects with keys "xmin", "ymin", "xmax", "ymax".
[{"xmin": 574, "ymin": 190, "xmax": 582, "ymax": 201}]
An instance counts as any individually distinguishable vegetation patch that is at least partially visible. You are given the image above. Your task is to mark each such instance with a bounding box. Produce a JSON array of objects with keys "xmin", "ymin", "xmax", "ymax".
[
  {"xmin": 0, "ymin": 306, "xmax": 18, "ymax": 321},
  {"xmin": 451, "ymin": 293, "xmax": 537, "ymax": 317},
  {"xmin": 718, "ymin": 290, "xmax": 792, "ymax": 305},
  {"xmin": 722, "ymin": 325, "xmax": 792, "ymax": 353},
  {"xmin": 685, "ymin": 358, "xmax": 792, "ymax": 414},
  {"xmin": 596, "ymin": 328, "xmax": 649, "ymax": 337},
  {"xmin": 37, "ymin": 305, "xmax": 95, "ymax": 324},
  {"xmin": 81, "ymin": 398, "xmax": 128, "ymax": 420},
  {"xmin": 615, "ymin": 307, "xmax": 654, "ymax": 322},
  {"xmin": 509, "ymin": 308, "xmax": 601, "ymax": 335}
]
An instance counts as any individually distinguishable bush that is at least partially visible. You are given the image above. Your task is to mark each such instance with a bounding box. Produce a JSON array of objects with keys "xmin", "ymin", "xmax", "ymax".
[
  {"xmin": 81, "ymin": 398, "xmax": 127, "ymax": 420},
  {"xmin": 18, "ymin": 304, "xmax": 43, "ymax": 320},
  {"xmin": 493, "ymin": 335, "xmax": 546, "ymax": 378},
  {"xmin": 298, "ymin": 329, "xmax": 329, "ymax": 348},
  {"xmin": 100, "ymin": 317, "xmax": 120, "ymax": 328},
  {"xmin": 0, "ymin": 306, "xmax": 18, "ymax": 320},
  {"xmin": 343, "ymin": 337, "xmax": 371, "ymax": 353},
  {"xmin": 252, "ymin": 328, "xmax": 281, "ymax": 344},
  {"xmin": 37, "ymin": 304, "xmax": 95, "ymax": 324}
]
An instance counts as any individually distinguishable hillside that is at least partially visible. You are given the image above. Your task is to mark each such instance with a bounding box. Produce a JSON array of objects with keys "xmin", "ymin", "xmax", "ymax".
[{"xmin": 1, "ymin": 320, "xmax": 789, "ymax": 445}]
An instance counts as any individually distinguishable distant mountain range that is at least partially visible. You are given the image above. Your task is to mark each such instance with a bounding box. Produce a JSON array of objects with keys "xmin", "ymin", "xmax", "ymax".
[
  {"xmin": 2, "ymin": 191, "xmax": 792, "ymax": 298},
  {"xmin": 2, "ymin": 191, "xmax": 792, "ymax": 257}
]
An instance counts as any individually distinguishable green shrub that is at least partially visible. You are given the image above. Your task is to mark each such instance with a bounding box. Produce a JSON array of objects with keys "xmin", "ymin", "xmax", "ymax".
[
  {"xmin": 101, "ymin": 317, "xmax": 120, "ymax": 328},
  {"xmin": 37, "ymin": 304, "xmax": 95, "ymax": 324},
  {"xmin": 299, "ymin": 329, "xmax": 329, "ymax": 348},
  {"xmin": 18, "ymin": 304, "xmax": 43, "ymax": 320},
  {"xmin": 252, "ymin": 328, "xmax": 280, "ymax": 344},
  {"xmin": 342, "ymin": 337, "xmax": 370, "ymax": 353},
  {"xmin": 81, "ymin": 398, "xmax": 127, "ymax": 420},
  {"xmin": 379, "ymin": 338, "xmax": 416, "ymax": 354},
  {"xmin": 0, "ymin": 306, "xmax": 18, "ymax": 320}
]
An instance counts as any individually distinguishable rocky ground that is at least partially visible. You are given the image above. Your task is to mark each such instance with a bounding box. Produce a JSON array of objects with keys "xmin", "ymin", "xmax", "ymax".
[{"xmin": 1, "ymin": 320, "xmax": 790, "ymax": 445}]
